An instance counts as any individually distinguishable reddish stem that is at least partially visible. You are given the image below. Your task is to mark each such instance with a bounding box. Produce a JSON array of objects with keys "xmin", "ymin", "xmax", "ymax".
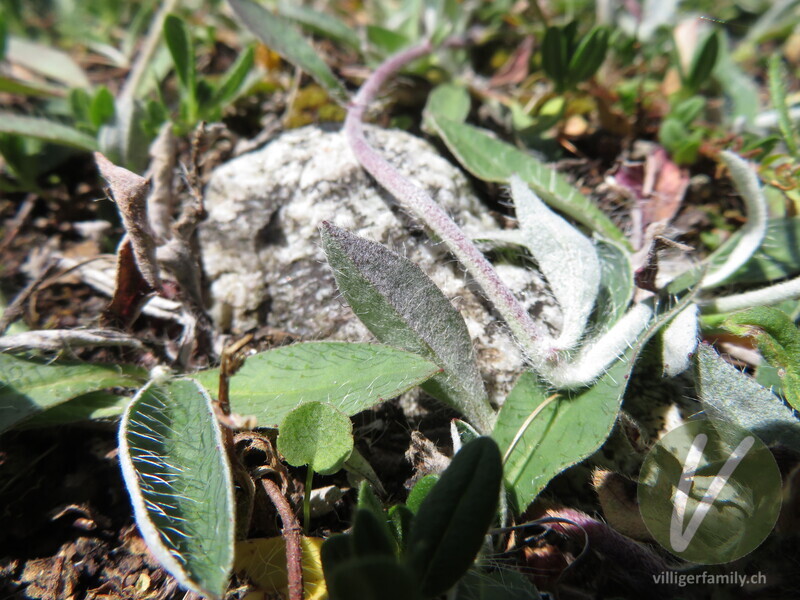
[{"xmin": 261, "ymin": 478, "xmax": 304, "ymax": 600}]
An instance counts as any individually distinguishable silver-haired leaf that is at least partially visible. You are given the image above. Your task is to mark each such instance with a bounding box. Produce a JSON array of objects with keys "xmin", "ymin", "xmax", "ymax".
[
  {"xmin": 662, "ymin": 303, "xmax": 699, "ymax": 377},
  {"xmin": 119, "ymin": 378, "xmax": 234, "ymax": 600},
  {"xmin": 509, "ymin": 175, "xmax": 601, "ymax": 352},
  {"xmin": 321, "ymin": 223, "xmax": 494, "ymax": 433},
  {"xmin": 702, "ymin": 151, "xmax": 768, "ymax": 288}
]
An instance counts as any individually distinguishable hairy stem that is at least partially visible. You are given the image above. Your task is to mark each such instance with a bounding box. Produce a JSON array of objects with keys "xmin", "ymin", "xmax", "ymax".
[
  {"xmin": 261, "ymin": 478, "xmax": 304, "ymax": 600},
  {"xmin": 704, "ymin": 274, "xmax": 800, "ymax": 314},
  {"xmin": 345, "ymin": 40, "xmax": 545, "ymax": 363}
]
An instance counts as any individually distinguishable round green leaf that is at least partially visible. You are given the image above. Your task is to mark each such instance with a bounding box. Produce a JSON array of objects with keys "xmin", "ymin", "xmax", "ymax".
[{"xmin": 277, "ymin": 402, "xmax": 354, "ymax": 475}]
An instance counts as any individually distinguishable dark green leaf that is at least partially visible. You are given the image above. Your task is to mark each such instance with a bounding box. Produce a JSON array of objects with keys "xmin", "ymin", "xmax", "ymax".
[
  {"xmin": 321, "ymin": 533, "xmax": 354, "ymax": 579},
  {"xmin": 541, "ymin": 26, "xmax": 567, "ymax": 91},
  {"xmin": 192, "ymin": 342, "xmax": 440, "ymax": 427},
  {"xmin": 595, "ymin": 240, "xmax": 634, "ymax": 330},
  {"xmin": 0, "ymin": 112, "xmax": 98, "ymax": 151},
  {"xmin": 685, "ymin": 30, "xmax": 719, "ymax": 92},
  {"xmin": 228, "ymin": 0, "xmax": 348, "ymax": 104},
  {"xmin": 455, "ymin": 568, "xmax": 542, "ymax": 600},
  {"xmin": 0, "ymin": 353, "xmax": 146, "ymax": 433},
  {"xmin": 566, "ymin": 26, "xmax": 609, "ymax": 87},
  {"xmin": 321, "ymin": 224, "xmax": 493, "ymax": 433},
  {"xmin": 118, "ymin": 378, "xmax": 234, "ymax": 599},
  {"xmin": 352, "ymin": 509, "xmax": 396, "ymax": 558},
  {"xmin": 326, "ymin": 556, "xmax": 420, "ymax": 600},
  {"xmin": 406, "ymin": 437, "xmax": 502, "ymax": 597}
]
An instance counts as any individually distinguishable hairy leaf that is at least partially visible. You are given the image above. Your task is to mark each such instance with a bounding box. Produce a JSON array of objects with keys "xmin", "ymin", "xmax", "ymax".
[
  {"xmin": 118, "ymin": 378, "xmax": 234, "ymax": 599},
  {"xmin": 0, "ymin": 112, "xmax": 98, "ymax": 151},
  {"xmin": 723, "ymin": 307, "xmax": 800, "ymax": 410},
  {"xmin": 702, "ymin": 151, "xmax": 768, "ymax": 288},
  {"xmin": 228, "ymin": 0, "xmax": 348, "ymax": 104},
  {"xmin": 510, "ymin": 176, "xmax": 600, "ymax": 351},
  {"xmin": 6, "ymin": 37, "xmax": 91, "ymax": 89},
  {"xmin": 493, "ymin": 350, "xmax": 636, "ymax": 512},
  {"xmin": 0, "ymin": 353, "xmax": 146, "ymax": 433},
  {"xmin": 277, "ymin": 2, "xmax": 361, "ymax": 50},
  {"xmin": 277, "ymin": 402, "xmax": 353, "ymax": 475},
  {"xmin": 695, "ymin": 344, "xmax": 800, "ymax": 450},
  {"xmin": 425, "ymin": 116, "xmax": 627, "ymax": 245},
  {"xmin": 406, "ymin": 437, "xmax": 502, "ymax": 597},
  {"xmin": 321, "ymin": 223, "xmax": 493, "ymax": 432},
  {"xmin": 422, "ymin": 83, "xmax": 471, "ymax": 130},
  {"xmin": 662, "ymin": 303, "xmax": 699, "ymax": 377},
  {"xmin": 192, "ymin": 342, "xmax": 439, "ymax": 427}
]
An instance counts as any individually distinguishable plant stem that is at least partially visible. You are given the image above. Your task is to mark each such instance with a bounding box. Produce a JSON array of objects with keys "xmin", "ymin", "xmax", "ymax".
[
  {"xmin": 303, "ymin": 467, "xmax": 313, "ymax": 533},
  {"xmin": 261, "ymin": 478, "xmax": 304, "ymax": 600},
  {"xmin": 344, "ymin": 40, "xmax": 545, "ymax": 363},
  {"xmin": 704, "ymin": 274, "xmax": 800, "ymax": 314}
]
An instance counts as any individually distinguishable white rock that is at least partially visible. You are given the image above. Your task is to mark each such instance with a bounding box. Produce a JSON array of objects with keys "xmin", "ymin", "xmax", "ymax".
[{"xmin": 199, "ymin": 125, "xmax": 557, "ymax": 403}]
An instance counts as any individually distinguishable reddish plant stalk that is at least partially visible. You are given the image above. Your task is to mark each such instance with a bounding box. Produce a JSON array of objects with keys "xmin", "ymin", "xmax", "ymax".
[
  {"xmin": 261, "ymin": 478, "xmax": 304, "ymax": 600},
  {"xmin": 344, "ymin": 40, "xmax": 545, "ymax": 362}
]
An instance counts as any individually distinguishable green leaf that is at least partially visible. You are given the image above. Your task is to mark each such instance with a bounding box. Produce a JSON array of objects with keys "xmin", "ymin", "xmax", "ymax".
[
  {"xmin": 388, "ymin": 504, "xmax": 413, "ymax": 549},
  {"xmin": 89, "ymin": 86, "xmax": 116, "ymax": 129},
  {"xmin": 768, "ymin": 54, "xmax": 799, "ymax": 157},
  {"xmin": 493, "ymin": 350, "xmax": 635, "ymax": 512},
  {"xmin": 685, "ymin": 29, "xmax": 720, "ymax": 93},
  {"xmin": 406, "ymin": 437, "xmax": 502, "ymax": 597},
  {"xmin": 276, "ymin": 2, "xmax": 361, "ymax": 51},
  {"xmin": 6, "ymin": 36, "xmax": 91, "ymax": 89},
  {"xmin": 541, "ymin": 26, "xmax": 568, "ymax": 91},
  {"xmin": 671, "ymin": 96, "xmax": 705, "ymax": 126},
  {"xmin": 163, "ymin": 14, "xmax": 196, "ymax": 94},
  {"xmin": 19, "ymin": 391, "xmax": 129, "ymax": 428},
  {"xmin": 565, "ymin": 26, "xmax": 609, "ymax": 87},
  {"xmin": 277, "ymin": 401, "xmax": 353, "ymax": 475},
  {"xmin": 0, "ymin": 112, "xmax": 98, "ymax": 151},
  {"xmin": 406, "ymin": 474, "xmax": 439, "ymax": 514},
  {"xmin": 228, "ymin": 0, "xmax": 348, "ymax": 104},
  {"xmin": 0, "ymin": 353, "xmax": 146, "ymax": 433},
  {"xmin": 351, "ymin": 509, "xmax": 396, "ymax": 558},
  {"xmin": 695, "ymin": 344, "xmax": 800, "ymax": 451},
  {"xmin": 366, "ymin": 25, "xmax": 412, "ymax": 56},
  {"xmin": 192, "ymin": 342, "xmax": 439, "ymax": 427},
  {"xmin": 118, "ymin": 378, "xmax": 234, "ymax": 599},
  {"xmin": 321, "ymin": 224, "xmax": 493, "ymax": 433},
  {"xmin": 595, "ymin": 239, "xmax": 634, "ymax": 330},
  {"xmin": 455, "ymin": 568, "xmax": 542, "ymax": 600},
  {"xmin": 422, "ymin": 83, "xmax": 471, "ymax": 131},
  {"xmin": 425, "ymin": 116, "xmax": 627, "ymax": 246},
  {"xmin": 723, "ymin": 307, "xmax": 800, "ymax": 410},
  {"xmin": 211, "ymin": 45, "xmax": 254, "ymax": 108},
  {"xmin": 326, "ymin": 556, "xmax": 421, "ymax": 600}
]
